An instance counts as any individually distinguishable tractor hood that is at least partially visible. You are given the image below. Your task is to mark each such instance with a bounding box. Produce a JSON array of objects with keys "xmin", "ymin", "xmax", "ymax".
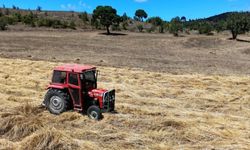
[
  {"xmin": 88, "ymin": 89, "xmax": 116, "ymax": 111},
  {"xmin": 88, "ymin": 89, "xmax": 108, "ymax": 98}
]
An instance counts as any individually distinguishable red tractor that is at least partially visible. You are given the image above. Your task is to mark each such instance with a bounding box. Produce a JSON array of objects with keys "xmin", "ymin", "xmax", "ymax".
[{"xmin": 42, "ymin": 64, "xmax": 115, "ymax": 120}]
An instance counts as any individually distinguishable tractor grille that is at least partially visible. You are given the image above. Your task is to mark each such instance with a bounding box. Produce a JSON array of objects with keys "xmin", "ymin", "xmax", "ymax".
[{"xmin": 103, "ymin": 90, "xmax": 115, "ymax": 111}]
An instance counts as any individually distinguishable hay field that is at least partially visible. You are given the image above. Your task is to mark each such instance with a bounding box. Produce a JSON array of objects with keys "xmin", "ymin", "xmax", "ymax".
[{"xmin": 0, "ymin": 58, "xmax": 249, "ymax": 150}]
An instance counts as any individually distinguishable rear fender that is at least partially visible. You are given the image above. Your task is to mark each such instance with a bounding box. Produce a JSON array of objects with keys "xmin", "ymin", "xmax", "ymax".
[{"xmin": 46, "ymin": 84, "xmax": 66, "ymax": 90}]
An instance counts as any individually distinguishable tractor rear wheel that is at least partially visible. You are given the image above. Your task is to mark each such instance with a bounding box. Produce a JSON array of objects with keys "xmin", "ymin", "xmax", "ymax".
[
  {"xmin": 87, "ymin": 106, "xmax": 102, "ymax": 120},
  {"xmin": 44, "ymin": 89, "xmax": 69, "ymax": 115}
]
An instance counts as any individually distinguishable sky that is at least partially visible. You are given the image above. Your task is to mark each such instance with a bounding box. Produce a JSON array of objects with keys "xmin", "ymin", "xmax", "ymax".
[{"xmin": 0, "ymin": 0, "xmax": 249, "ymax": 21}]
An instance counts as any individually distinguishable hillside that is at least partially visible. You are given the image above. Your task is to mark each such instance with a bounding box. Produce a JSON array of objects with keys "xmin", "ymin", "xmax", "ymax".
[
  {"xmin": 205, "ymin": 12, "xmax": 250, "ymax": 22},
  {"xmin": 0, "ymin": 8, "xmax": 92, "ymax": 30},
  {"xmin": 2, "ymin": 7, "xmax": 249, "ymax": 22},
  {"xmin": 1, "ymin": 7, "xmax": 249, "ymax": 33}
]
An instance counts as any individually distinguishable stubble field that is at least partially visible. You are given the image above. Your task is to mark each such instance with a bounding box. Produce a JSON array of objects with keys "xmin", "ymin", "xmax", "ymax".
[
  {"xmin": 0, "ymin": 58, "xmax": 249, "ymax": 149},
  {"xmin": 0, "ymin": 31, "xmax": 249, "ymax": 149}
]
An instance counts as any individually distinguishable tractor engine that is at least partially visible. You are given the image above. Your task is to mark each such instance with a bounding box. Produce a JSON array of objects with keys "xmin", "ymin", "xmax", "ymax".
[{"xmin": 88, "ymin": 89, "xmax": 115, "ymax": 112}]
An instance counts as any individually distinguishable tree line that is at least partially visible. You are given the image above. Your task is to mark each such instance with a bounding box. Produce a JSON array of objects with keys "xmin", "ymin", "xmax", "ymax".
[
  {"xmin": 0, "ymin": 7, "xmax": 77, "ymax": 30},
  {"xmin": 91, "ymin": 6, "xmax": 250, "ymax": 39},
  {"xmin": 0, "ymin": 5, "xmax": 250, "ymax": 39}
]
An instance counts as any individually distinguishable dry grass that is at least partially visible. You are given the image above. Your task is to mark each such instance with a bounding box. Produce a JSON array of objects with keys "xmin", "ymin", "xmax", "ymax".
[{"xmin": 0, "ymin": 58, "xmax": 249, "ymax": 149}]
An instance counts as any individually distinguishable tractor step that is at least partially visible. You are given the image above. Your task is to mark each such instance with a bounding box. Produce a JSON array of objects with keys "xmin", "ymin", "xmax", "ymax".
[
  {"xmin": 73, "ymin": 105, "xmax": 83, "ymax": 111},
  {"xmin": 74, "ymin": 108, "xmax": 83, "ymax": 111}
]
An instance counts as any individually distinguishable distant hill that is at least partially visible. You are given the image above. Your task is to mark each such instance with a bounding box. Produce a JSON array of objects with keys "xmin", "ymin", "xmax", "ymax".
[{"xmin": 204, "ymin": 12, "xmax": 250, "ymax": 22}]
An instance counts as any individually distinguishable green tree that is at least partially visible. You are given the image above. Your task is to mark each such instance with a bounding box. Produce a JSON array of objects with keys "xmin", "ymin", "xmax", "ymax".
[
  {"xmin": 79, "ymin": 12, "xmax": 89, "ymax": 23},
  {"xmin": 92, "ymin": 6, "xmax": 121, "ymax": 34},
  {"xmin": 226, "ymin": 13, "xmax": 249, "ymax": 39},
  {"xmin": 181, "ymin": 16, "xmax": 186, "ymax": 22},
  {"xmin": 147, "ymin": 17, "xmax": 165, "ymax": 33},
  {"xmin": 135, "ymin": 9, "xmax": 148, "ymax": 22},
  {"xmin": 121, "ymin": 13, "xmax": 129, "ymax": 30},
  {"xmin": 214, "ymin": 20, "xmax": 226, "ymax": 33},
  {"xmin": 37, "ymin": 6, "xmax": 42, "ymax": 12},
  {"xmin": 169, "ymin": 17, "xmax": 182, "ymax": 36},
  {"xmin": 4, "ymin": 9, "xmax": 9, "ymax": 15}
]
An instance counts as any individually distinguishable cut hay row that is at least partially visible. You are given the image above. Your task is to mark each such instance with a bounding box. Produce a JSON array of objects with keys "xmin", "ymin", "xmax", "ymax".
[{"xmin": 0, "ymin": 58, "xmax": 249, "ymax": 149}]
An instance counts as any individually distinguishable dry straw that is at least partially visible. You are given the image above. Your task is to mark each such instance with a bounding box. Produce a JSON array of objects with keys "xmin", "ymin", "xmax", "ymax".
[{"xmin": 0, "ymin": 58, "xmax": 249, "ymax": 149}]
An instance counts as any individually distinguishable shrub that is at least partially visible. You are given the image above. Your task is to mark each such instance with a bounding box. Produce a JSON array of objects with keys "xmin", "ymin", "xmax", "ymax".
[
  {"xmin": 122, "ymin": 21, "xmax": 128, "ymax": 30},
  {"xmin": 52, "ymin": 20, "xmax": 62, "ymax": 28},
  {"xmin": 12, "ymin": 12, "xmax": 22, "ymax": 22},
  {"xmin": 198, "ymin": 21, "xmax": 213, "ymax": 35},
  {"xmin": 147, "ymin": 17, "xmax": 165, "ymax": 33},
  {"xmin": 0, "ymin": 17, "xmax": 7, "ymax": 30},
  {"xmin": 91, "ymin": 19, "xmax": 101, "ymax": 29},
  {"xmin": 22, "ymin": 12, "xmax": 37, "ymax": 26},
  {"xmin": 214, "ymin": 20, "xmax": 226, "ymax": 33},
  {"xmin": 69, "ymin": 21, "xmax": 76, "ymax": 30},
  {"xmin": 137, "ymin": 24, "xmax": 144, "ymax": 32},
  {"xmin": 62, "ymin": 21, "xmax": 68, "ymax": 29},
  {"xmin": 1, "ymin": 16, "xmax": 15, "ymax": 25}
]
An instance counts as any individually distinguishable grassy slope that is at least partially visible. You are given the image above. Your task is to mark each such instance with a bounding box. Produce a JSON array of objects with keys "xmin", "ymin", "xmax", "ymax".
[{"xmin": 0, "ymin": 58, "xmax": 249, "ymax": 149}]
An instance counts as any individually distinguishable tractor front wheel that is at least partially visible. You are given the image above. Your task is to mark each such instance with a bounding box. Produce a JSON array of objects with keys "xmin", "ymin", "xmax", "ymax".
[
  {"xmin": 44, "ymin": 89, "xmax": 69, "ymax": 115},
  {"xmin": 87, "ymin": 106, "xmax": 102, "ymax": 120}
]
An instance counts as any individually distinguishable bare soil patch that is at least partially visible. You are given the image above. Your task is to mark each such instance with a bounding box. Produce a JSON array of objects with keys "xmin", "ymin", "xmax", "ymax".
[{"xmin": 0, "ymin": 31, "xmax": 249, "ymax": 75}]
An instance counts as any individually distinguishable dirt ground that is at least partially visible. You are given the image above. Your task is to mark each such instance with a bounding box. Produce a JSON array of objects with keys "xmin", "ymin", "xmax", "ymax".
[
  {"xmin": 0, "ymin": 31, "xmax": 249, "ymax": 75},
  {"xmin": 0, "ymin": 58, "xmax": 249, "ymax": 150}
]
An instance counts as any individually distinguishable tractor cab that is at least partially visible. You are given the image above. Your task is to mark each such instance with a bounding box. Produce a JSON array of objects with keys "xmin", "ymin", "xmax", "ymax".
[{"xmin": 43, "ymin": 64, "xmax": 115, "ymax": 120}]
